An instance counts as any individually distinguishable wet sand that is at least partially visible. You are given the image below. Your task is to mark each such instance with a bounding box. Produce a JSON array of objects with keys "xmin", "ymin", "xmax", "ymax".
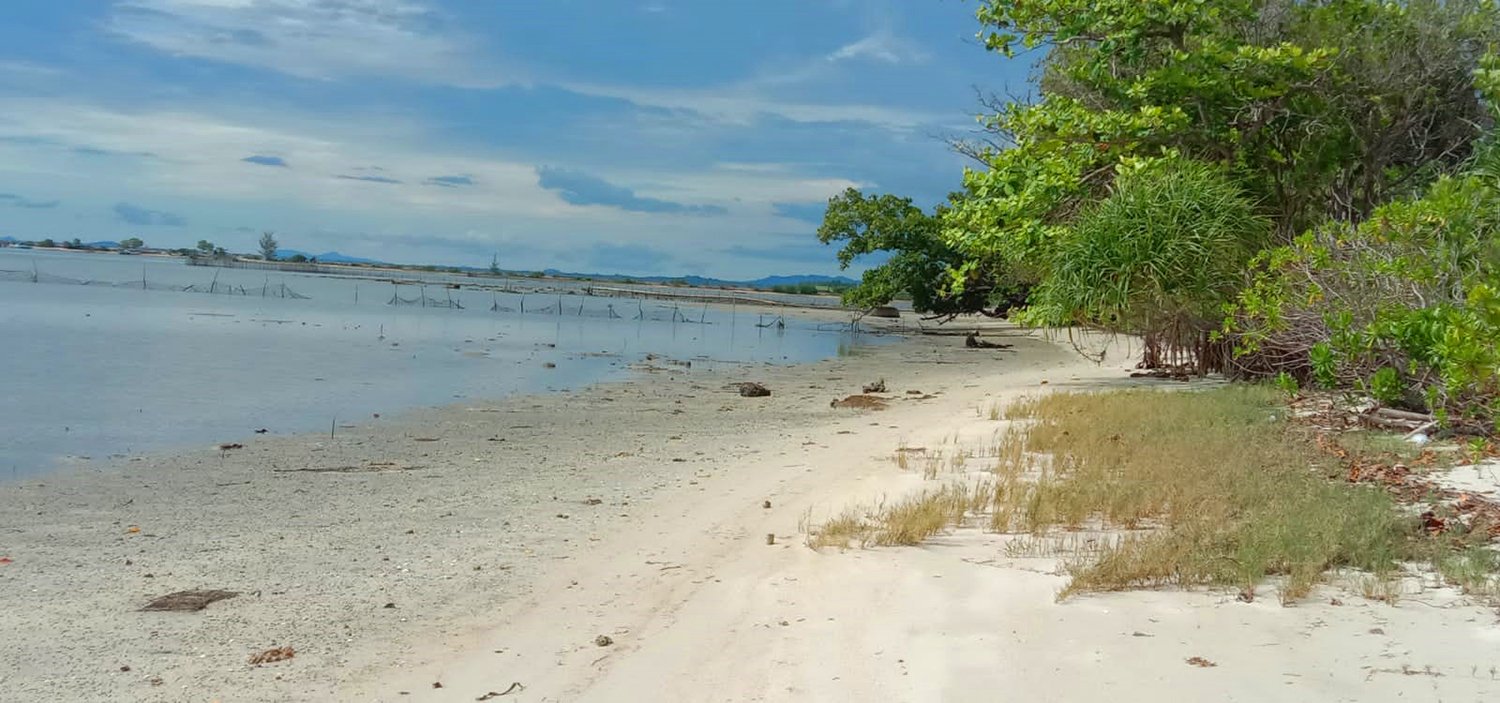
[{"xmin": 3, "ymin": 326, "xmax": 1496, "ymax": 702}]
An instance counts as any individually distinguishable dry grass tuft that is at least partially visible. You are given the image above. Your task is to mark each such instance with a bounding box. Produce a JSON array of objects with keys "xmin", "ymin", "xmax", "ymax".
[
  {"xmin": 993, "ymin": 387, "xmax": 1419, "ymax": 601},
  {"xmin": 805, "ymin": 483, "xmax": 989, "ymax": 549},
  {"xmin": 810, "ymin": 387, "xmax": 1499, "ymax": 604}
]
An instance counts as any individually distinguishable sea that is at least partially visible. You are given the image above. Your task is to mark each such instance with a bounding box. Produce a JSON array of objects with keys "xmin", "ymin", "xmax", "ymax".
[{"xmin": 0, "ymin": 249, "xmax": 883, "ymax": 478}]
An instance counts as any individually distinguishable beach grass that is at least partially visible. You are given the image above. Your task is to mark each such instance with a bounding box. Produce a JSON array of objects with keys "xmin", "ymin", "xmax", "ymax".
[
  {"xmin": 992, "ymin": 387, "xmax": 1417, "ymax": 602},
  {"xmin": 811, "ymin": 386, "xmax": 1500, "ymax": 603},
  {"xmin": 804, "ymin": 482, "xmax": 991, "ymax": 549}
]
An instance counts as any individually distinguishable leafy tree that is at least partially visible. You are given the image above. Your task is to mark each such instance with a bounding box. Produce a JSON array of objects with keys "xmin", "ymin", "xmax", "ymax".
[
  {"xmin": 1230, "ymin": 69, "xmax": 1500, "ymax": 424},
  {"xmin": 196, "ymin": 239, "xmax": 215, "ymax": 255},
  {"xmin": 286, "ymin": 253, "xmax": 308, "ymax": 263},
  {"xmin": 946, "ymin": 0, "xmax": 1497, "ymax": 286},
  {"xmin": 818, "ymin": 188, "xmax": 1026, "ymax": 318},
  {"xmin": 1028, "ymin": 158, "xmax": 1270, "ymax": 366},
  {"xmin": 119, "ymin": 237, "xmax": 144, "ymax": 250},
  {"xmin": 37, "ymin": 238, "xmax": 55, "ymax": 248},
  {"xmin": 258, "ymin": 231, "xmax": 278, "ymax": 261}
]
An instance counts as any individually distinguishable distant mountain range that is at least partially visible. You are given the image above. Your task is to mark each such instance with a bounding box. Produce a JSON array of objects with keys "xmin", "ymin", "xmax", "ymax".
[
  {"xmin": 273, "ymin": 249, "xmax": 382, "ymax": 264},
  {"xmin": 0, "ymin": 237, "xmax": 854, "ymax": 290},
  {"xmin": 535, "ymin": 269, "xmax": 856, "ymax": 289}
]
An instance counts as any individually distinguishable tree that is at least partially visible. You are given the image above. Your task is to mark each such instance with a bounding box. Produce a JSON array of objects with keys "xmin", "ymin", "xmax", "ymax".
[
  {"xmin": 258, "ymin": 231, "xmax": 278, "ymax": 261},
  {"xmin": 1028, "ymin": 158, "xmax": 1271, "ymax": 366},
  {"xmin": 196, "ymin": 239, "xmax": 215, "ymax": 255},
  {"xmin": 818, "ymin": 188, "xmax": 1026, "ymax": 318},
  {"xmin": 286, "ymin": 253, "xmax": 308, "ymax": 263},
  {"xmin": 37, "ymin": 238, "xmax": 55, "ymax": 248},
  {"xmin": 119, "ymin": 237, "xmax": 144, "ymax": 250},
  {"xmin": 947, "ymin": 0, "xmax": 1497, "ymax": 272}
]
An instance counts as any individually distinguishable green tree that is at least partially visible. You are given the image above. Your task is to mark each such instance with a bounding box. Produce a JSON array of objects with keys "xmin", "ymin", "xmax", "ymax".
[
  {"xmin": 946, "ymin": 0, "xmax": 1497, "ymax": 286},
  {"xmin": 37, "ymin": 238, "xmax": 55, "ymax": 248},
  {"xmin": 818, "ymin": 188, "xmax": 1026, "ymax": 318},
  {"xmin": 258, "ymin": 231, "xmax": 278, "ymax": 261},
  {"xmin": 196, "ymin": 239, "xmax": 215, "ymax": 255},
  {"xmin": 1028, "ymin": 158, "xmax": 1271, "ymax": 366},
  {"xmin": 119, "ymin": 237, "xmax": 144, "ymax": 250}
]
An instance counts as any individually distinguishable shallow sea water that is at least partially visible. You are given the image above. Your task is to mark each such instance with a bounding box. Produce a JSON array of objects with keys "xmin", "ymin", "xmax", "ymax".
[{"xmin": 0, "ymin": 249, "xmax": 880, "ymax": 477}]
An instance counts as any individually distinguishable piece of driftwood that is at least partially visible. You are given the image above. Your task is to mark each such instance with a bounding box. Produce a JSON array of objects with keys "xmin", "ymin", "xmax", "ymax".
[
  {"xmin": 1370, "ymin": 407, "xmax": 1435, "ymax": 423},
  {"xmin": 831, "ymin": 395, "xmax": 889, "ymax": 410},
  {"xmin": 965, "ymin": 333, "xmax": 1013, "ymax": 350},
  {"xmin": 248, "ymin": 646, "xmax": 294, "ymax": 665},
  {"xmin": 142, "ymin": 589, "xmax": 239, "ymax": 612}
]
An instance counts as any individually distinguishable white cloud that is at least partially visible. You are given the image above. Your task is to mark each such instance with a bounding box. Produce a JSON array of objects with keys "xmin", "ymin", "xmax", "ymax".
[
  {"xmin": 560, "ymin": 80, "xmax": 947, "ymax": 130},
  {"xmin": 828, "ymin": 30, "xmax": 930, "ymax": 65},
  {"xmin": 105, "ymin": 1, "xmax": 942, "ymax": 130},
  {"xmin": 0, "ymin": 97, "xmax": 861, "ymax": 274},
  {"xmin": 108, "ymin": 0, "xmax": 520, "ymax": 87},
  {"xmin": 0, "ymin": 97, "xmax": 563, "ymax": 217}
]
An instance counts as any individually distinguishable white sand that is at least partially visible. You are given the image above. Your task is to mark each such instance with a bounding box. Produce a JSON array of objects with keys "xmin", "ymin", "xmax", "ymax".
[{"xmin": 4, "ymin": 327, "xmax": 1498, "ymax": 702}]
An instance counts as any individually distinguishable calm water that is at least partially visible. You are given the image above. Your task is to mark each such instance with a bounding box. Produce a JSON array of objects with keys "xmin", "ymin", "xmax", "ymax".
[{"xmin": 0, "ymin": 249, "xmax": 878, "ymax": 478}]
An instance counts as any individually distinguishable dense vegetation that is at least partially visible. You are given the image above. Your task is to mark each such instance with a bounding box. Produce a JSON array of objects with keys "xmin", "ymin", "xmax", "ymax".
[{"xmin": 820, "ymin": 0, "xmax": 1500, "ymax": 431}]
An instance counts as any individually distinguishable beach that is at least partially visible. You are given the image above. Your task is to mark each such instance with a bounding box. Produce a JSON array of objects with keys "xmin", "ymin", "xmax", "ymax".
[{"xmin": 3, "ymin": 326, "xmax": 1497, "ymax": 702}]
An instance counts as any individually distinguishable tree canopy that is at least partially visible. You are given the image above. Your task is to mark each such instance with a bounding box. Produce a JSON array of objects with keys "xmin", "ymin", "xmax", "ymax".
[
  {"xmin": 814, "ymin": 0, "xmax": 1500, "ymax": 426},
  {"xmin": 258, "ymin": 231, "xmax": 278, "ymax": 261}
]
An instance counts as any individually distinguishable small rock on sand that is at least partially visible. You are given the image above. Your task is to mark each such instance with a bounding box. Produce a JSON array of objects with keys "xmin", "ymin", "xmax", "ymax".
[{"xmin": 738, "ymin": 382, "xmax": 771, "ymax": 397}]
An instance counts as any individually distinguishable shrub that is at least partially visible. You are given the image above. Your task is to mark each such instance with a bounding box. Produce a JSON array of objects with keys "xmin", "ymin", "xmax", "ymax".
[
  {"xmin": 1230, "ymin": 171, "xmax": 1500, "ymax": 429},
  {"xmin": 1026, "ymin": 158, "xmax": 1271, "ymax": 369}
]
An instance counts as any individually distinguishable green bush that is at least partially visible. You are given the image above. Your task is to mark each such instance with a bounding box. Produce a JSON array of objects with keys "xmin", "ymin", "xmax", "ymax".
[
  {"xmin": 1231, "ymin": 171, "xmax": 1500, "ymax": 429},
  {"xmin": 1027, "ymin": 158, "xmax": 1271, "ymax": 367}
]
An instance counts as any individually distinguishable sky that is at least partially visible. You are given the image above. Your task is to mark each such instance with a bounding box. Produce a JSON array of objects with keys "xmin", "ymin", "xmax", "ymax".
[{"xmin": 0, "ymin": 0, "xmax": 1031, "ymax": 278}]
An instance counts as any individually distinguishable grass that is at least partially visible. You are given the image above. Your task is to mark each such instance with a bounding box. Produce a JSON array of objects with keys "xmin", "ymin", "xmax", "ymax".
[
  {"xmin": 994, "ymin": 387, "xmax": 1413, "ymax": 602},
  {"xmin": 803, "ymin": 482, "xmax": 990, "ymax": 549},
  {"xmin": 809, "ymin": 386, "xmax": 1500, "ymax": 604}
]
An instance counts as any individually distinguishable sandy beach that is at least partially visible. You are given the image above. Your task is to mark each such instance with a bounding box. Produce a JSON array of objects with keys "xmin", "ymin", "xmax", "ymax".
[{"xmin": 3, "ymin": 326, "xmax": 1498, "ymax": 702}]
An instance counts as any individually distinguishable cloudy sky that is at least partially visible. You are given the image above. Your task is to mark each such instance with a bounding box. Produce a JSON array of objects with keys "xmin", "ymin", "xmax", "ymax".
[{"xmin": 0, "ymin": 1, "xmax": 1028, "ymax": 278}]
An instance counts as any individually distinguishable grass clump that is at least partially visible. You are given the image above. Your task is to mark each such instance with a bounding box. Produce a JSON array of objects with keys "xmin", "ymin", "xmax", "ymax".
[
  {"xmin": 995, "ymin": 387, "xmax": 1415, "ymax": 601},
  {"xmin": 810, "ymin": 386, "xmax": 1499, "ymax": 603},
  {"xmin": 805, "ymin": 483, "xmax": 986, "ymax": 549}
]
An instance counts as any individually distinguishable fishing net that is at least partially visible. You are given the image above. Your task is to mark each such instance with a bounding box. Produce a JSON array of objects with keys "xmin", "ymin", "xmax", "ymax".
[{"xmin": 0, "ymin": 267, "xmax": 311, "ymax": 298}]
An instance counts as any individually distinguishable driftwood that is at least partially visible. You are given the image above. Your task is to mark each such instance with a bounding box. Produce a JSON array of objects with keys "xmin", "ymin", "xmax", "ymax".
[
  {"xmin": 965, "ymin": 333, "xmax": 1013, "ymax": 349},
  {"xmin": 142, "ymin": 589, "xmax": 239, "ymax": 612},
  {"xmin": 831, "ymin": 395, "xmax": 889, "ymax": 410}
]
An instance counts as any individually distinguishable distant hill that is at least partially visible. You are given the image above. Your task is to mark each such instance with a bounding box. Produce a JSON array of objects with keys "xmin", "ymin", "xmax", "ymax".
[
  {"xmin": 748, "ymin": 274, "xmax": 857, "ymax": 288},
  {"xmin": 535, "ymin": 269, "xmax": 855, "ymax": 290},
  {"xmin": 274, "ymin": 250, "xmax": 383, "ymax": 264}
]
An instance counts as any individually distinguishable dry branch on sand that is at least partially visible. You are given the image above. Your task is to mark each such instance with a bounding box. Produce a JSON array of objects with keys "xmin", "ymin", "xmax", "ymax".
[
  {"xmin": 831, "ymin": 395, "xmax": 888, "ymax": 410},
  {"xmin": 141, "ymin": 590, "xmax": 239, "ymax": 612},
  {"xmin": 247, "ymin": 646, "xmax": 295, "ymax": 666}
]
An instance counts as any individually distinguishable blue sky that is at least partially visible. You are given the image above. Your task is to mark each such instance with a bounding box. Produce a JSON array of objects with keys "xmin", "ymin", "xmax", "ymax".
[{"xmin": 0, "ymin": 0, "xmax": 1030, "ymax": 277}]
